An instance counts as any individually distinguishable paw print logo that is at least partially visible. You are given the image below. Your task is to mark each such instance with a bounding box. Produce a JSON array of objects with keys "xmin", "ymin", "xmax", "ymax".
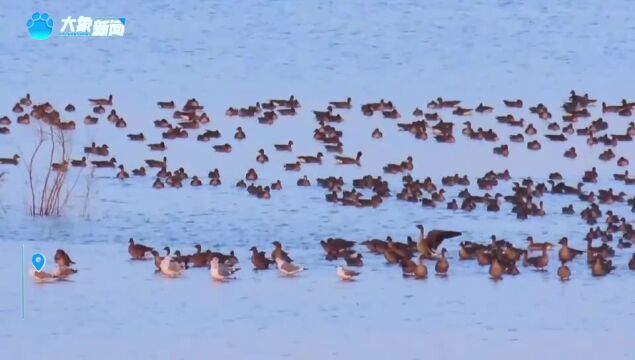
[{"xmin": 27, "ymin": 12, "xmax": 54, "ymax": 40}]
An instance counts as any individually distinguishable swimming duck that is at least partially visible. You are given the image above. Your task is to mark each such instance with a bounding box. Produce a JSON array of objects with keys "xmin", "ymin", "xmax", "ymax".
[
  {"xmin": 89, "ymin": 94, "xmax": 113, "ymax": 106},
  {"xmin": 271, "ymin": 180, "xmax": 282, "ymax": 190},
  {"xmin": 298, "ymin": 152, "xmax": 323, "ymax": 164},
  {"xmin": 284, "ymin": 161, "xmax": 302, "ymax": 171},
  {"xmin": 250, "ymin": 246, "xmax": 274, "ymax": 270},
  {"xmin": 371, "ymin": 128, "xmax": 383, "ymax": 138},
  {"xmin": 30, "ymin": 269, "xmax": 57, "ymax": 283},
  {"xmin": 19, "ymin": 93, "xmax": 32, "ymax": 106},
  {"xmin": 115, "ymin": 165, "xmax": 129, "ymax": 179},
  {"xmin": 157, "ymin": 100, "xmax": 175, "ymax": 109},
  {"xmin": 524, "ymin": 123, "xmax": 537, "ymax": 135},
  {"xmin": 274, "ymin": 140, "xmax": 294, "ymax": 152},
  {"xmin": 131, "ymin": 167, "xmax": 146, "ymax": 176},
  {"xmin": 128, "ymin": 238, "xmax": 153, "ymax": 260},
  {"xmin": 0, "ymin": 127, "xmax": 9, "ymax": 134},
  {"xmin": 190, "ymin": 176, "xmax": 202, "ymax": 186},
  {"xmin": 93, "ymin": 105, "xmax": 105, "ymax": 114},
  {"xmin": 412, "ymin": 107, "xmax": 424, "ymax": 116},
  {"xmin": 127, "ymin": 133, "xmax": 145, "ymax": 141},
  {"xmin": 91, "ymin": 158, "xmax": 117, "ymax": 168},
  {"xmin": 527, "ymin": 140, "xmax": 542, "ymax": 150},
  {"xmin": 213, "ymin": 143, "xmax": 232, "ymax": 153},
  {"xmin": 278, "ymin": 107, "xmax": 297, "ymax": 116},
  {"xmin": 493, "ymin": 144, "xmax": 509, "ymax": 157},
  {"xmin": 435, "ymin": 248, "xmax": 449, "ymax": 275},
  {"xmin": 51, "ymin": 160, "xmax": 70, "ymax": 173},
  {"xmin": 256, "ymin": 149, "xmax": 269, "ymax": 163},
  {"xmin": 360, "ymin": 239, "xmax": 388, "ymax": 254},
  {"xmin": 245, "ymin": 168, "xmax": 258, "ymax": 181},
  {"xmin": 344, "ymin": 253, "xmax": 363, "ymax": 267},
  {"xmin": 329, "ymin": 97, "xmax": 352, "ymax": 109},
  {"xmin": 296, "ymin": 175, "xmax": 311, "ymax": 187},
  {"xmin": 81, "ymin": 115, "xmax": 97, "ymax": 125},
  {"xmin": 617, "ymin": 157, "xmax": 629, "ymax": 167},
  {"xmin": 557, "ymin": 261, "xmax": 571, "ymax": 281},
  {"xmin": 234, "ymin": 127, "xmax": 246, "ymax": 140},
  {"xmin": 144, "ymin": 157, "xmax": 167, "ymax": 169},
  {"xmin": 503, "ymin": 99, "xmax": 523, "ymax": 108},
  {"xmin": 115, "ymin": 118, "xmax": 127, "ymax": 128},
  {"xmin": 335, "ymin": 151, "xmax": 362, "ymax": 166},
  {"xmin": 563, "ymin": 147, "xmax": 577, "ymax": 159},
  {"xmin": 276, "ymin": 258, "xmax": 306, "ymax": 276}
]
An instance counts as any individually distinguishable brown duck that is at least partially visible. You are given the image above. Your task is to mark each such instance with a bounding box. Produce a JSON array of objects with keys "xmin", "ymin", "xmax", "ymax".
[
  {"xmin": 128, "ymin": 238, "xmax": 153, "ymax": 260},
  {"xmin": 250, "ymin": 246, "xmax": 274, "ymax": 270},
  {"xmin": 558, "ymin": 237, "xmax": 584, "ymax": 262},
  {"xmin": 435, "ymin": 248, "xmax": 449, "ymax": 275}
]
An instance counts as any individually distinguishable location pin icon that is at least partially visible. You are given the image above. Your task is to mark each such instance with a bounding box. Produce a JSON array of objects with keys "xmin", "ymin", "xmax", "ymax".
[{"xmin": 31, "ymin": 253, "xmax": 46, "ymax": 272}]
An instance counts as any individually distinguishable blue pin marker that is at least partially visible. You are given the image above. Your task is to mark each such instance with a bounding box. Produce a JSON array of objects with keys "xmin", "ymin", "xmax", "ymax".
[{"xmin": 31, "ymin": 253, "xmax": 46, "ymax": 272}]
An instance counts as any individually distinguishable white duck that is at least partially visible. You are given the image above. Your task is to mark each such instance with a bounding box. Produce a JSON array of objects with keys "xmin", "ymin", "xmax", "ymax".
[
  {"xmin": 336, "ymin": 266, "xmax": 359, "ymax": 281},
  {"xmin": 159, "ymin": 256, "xmax": 185, "ymax": 277},
  {"xmin": 210, "ymin": 257, "xmax": 238, "ymax": 281},
  {"xmin": 275, "ymin": 258, "xmax": 306, "ymax": 276}
]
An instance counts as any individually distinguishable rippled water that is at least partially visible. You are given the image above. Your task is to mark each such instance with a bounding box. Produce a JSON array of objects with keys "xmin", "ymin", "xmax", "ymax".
[{"xmin": 1, "ymin": 1, "xmax": 635, "ymax": 359}]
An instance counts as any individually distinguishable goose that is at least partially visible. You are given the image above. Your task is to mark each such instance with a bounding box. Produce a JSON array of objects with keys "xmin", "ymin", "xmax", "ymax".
[
  {"xmin": 128, "ymin": 238, "xmax": 153, "ymax": 260},
  {"xmin": 151, "ymin": 250, "xmax": 163, "ymax": 271},
  {"xmin": 91, "ymin": 158, "xmax": 117, "ymax": 168},
  {"xmin": 157, "ymin": 100, "xmax": 175, "ymax": 109},
  {"xmin": 210, "ymin": 257, "xmax": 237, "ymax": 281},
  {"xmin": 475, "ymin": 103, "xmax": 494, "ymax": 113},
  {"xmin": 329, "ymin": 97, "xmax": 352, "ymax": 109},
  {"xmin": 274, "ymin": 140, "xmax": 294, "ymax": 151},
  {"xmin": 276, "ymin": 258, "xmax": 306, "ymax": 276},
  {"xmin": 416, "ymin": 225, "xmax": 461, "ymax": 256},
  {"xmin": 127, "ymin": 133, "xmax": 145, "ymax": 141},
  {"xmin": 297, "ymin": 152, "xmax": 323, "ymax": 164},
  {"xmin": 503, "ymin": 99, "xmax": 523, "ymax": 108},
  {"xmin": 159, "ymin": 256, "xmax": 186, "ymax": 277},
  {"xmin": 335, "ymin": 151, "xmax": 362, "ymax": 165},
  {"xmin": 336, "ymin": 266, "xmax": 359, "ymax": 281},
  {"xmin": 145, "ymin": 156, "xmax": 167, "ymax": 168}
]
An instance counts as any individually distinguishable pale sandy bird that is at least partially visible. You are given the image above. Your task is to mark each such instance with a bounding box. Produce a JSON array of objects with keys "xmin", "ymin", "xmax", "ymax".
[
  {"xmin": 159, "ymin": 256, "xmax": 185, "ymax": 277},
  {"xmin": 336, "ymin": 266, "xmax": 360, "ymax": 281},
  {"xmin": 53, "ymin": 265, "xmax": 78, "ymax": 280},
  {"xmin": 30, "ymin": 269, "xmax": 57, "ymax": 283},
  {"xmin": 210, "ymin": 257, "xmax": 238, "ymax": 281},
  {"xmin": 275, "ymin": 258, "xmax": 306, "ymax": 276}
]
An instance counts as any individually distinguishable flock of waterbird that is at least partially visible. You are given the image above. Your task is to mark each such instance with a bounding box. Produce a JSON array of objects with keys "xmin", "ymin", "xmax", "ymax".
[{"xmin": 2, "ymin": 91, "xmax": 635, "ymax": 283}]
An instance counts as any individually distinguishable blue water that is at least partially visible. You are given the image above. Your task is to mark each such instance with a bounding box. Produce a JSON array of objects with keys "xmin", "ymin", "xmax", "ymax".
[{"xmin": 1, "ymin": 1, "xmax": 635, "ymax": 359}]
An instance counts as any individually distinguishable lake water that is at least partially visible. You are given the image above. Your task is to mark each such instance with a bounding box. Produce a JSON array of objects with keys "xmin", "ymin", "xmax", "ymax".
[{"xmin": 1, "ymin": 1, "xmax": 635, "ymax": 359}]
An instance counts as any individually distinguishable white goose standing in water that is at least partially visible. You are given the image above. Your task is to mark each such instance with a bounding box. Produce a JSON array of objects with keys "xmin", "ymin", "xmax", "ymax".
[
  {"xmin": 275, "ymin": 258, "xmax": 306, "ymax": 276},
  {"xmin": 210, "ymin": 257, "xmax": 238, "ymax": 281},
  {"xmin": 159, "ymin": 255, "xmax": 185, "ymax": 278}
]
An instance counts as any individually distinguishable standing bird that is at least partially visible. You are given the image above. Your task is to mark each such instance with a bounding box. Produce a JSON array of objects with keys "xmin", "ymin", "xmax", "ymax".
[
  {"xmin": 489, "ymin": 256, "xmax": 504, "ymax": 280},
  {"xmin": 210, "ymin": 257, "xmax": 238, "ymax": 281},
  {"xmin": 275, "ymin": 258, "xmax": 306, "ymax": 276},
  {"xmin": 250, "ymin": 246, "xmax": 274, "ymax": 270},
  {"xmin": 435, "ymin": 248, "xmax": 449, "ymax": 275},
  {"xmin": 558, "ymin": 237, "xmax": 584, "ymax": 262},
  {"xmin": 159, "ymin": 256, "xmax": 186, "ymax": 277},
  {"xmin": 523, "ymin": 249, "xmax": 549, "ymax": 270},
  {"xmin": 271, "ymin": 241, "xmax": 293, "ymax": 263},
  {"xmin": 416, "ymin": 225, "xmax": 462, "ymax": 257},
  {"xmin": 414, "ymin": 258, "xmax": 428, "ymax": 279},
  {"xmin": 336, "ymin": 266, "xmax": 359, "ymax": 281},
  {"xmin": 54, "ymin": 249, "xmax": 75, "ymax": 267},
  {"xmin": 128, "ymin": 238, "xmax": 153, "ymax": 260}
]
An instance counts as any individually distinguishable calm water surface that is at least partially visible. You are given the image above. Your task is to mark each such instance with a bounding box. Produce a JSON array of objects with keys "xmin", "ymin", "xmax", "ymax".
[{"xmin": 1, "ymin": 1, "xmax": 635, "ymax": 359}]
